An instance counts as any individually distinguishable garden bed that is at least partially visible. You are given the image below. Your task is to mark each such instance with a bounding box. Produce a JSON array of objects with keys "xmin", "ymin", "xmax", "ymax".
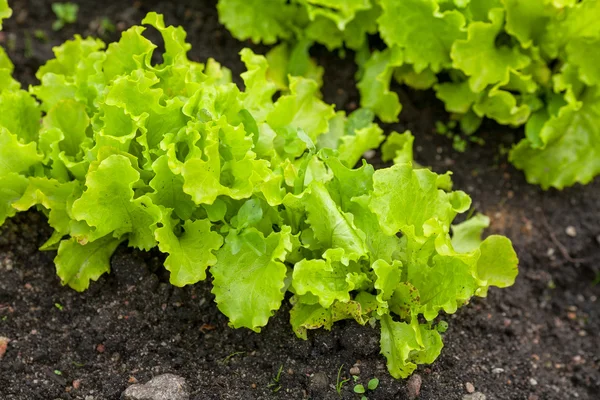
[{"xmin": 0, "ymin": 1, "xmax": 598, "ymax": 399}]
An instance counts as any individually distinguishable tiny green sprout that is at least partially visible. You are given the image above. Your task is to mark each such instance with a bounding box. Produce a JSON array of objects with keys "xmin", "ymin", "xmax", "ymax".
[
  {"xmin": 100, "ymin": 17, "xmax": 116, "ymax": 34},
  {"xmin": 361, "ymin": 397, "xmax": 368, "ymax": 400},
  {"xmin": 52, "ymin": 2, "xmax": 79, "ymax": 31},
  {"xmin": 452, "ymin": 135, "xmax": 467, "ymax": 153},
  {"xmin": 354, "ymin": 384, "xmax": 366, "ymax": 394},
  {"xmin": 24, "ymin": 32, "xmax": 33, "ymax": 59},
  {"xmin": 267, "ymin": 364, "xmax": 284, "ymax": 393},
  {"xmin": 34, "ymin": 29, "xmax": 48, "ymax": 42},
  {"xmin": 335, "ymin": 364, "xmax": 350, "ymax": 396},
  {"xmin": 54, "ymin": 303, "xmax": 63, "ymax": 311},
  {"xmin": 367, "ymin": 378, "xmax": 379, "ymax": 390},
  {"xmin": 353, "ymin": 375, "xmax": 359, "ymax": 382},
  {"xmin": 437, "ymin": 320, "xmax": 449, "ymax": 333},
  {"xmin": 221, "ymin": 351, "xmax": 245, "ymax": 364},
  {"xmin": 54, "ymin": 370, "xmax": 62, "ymax": 375},
  {"xmin": 435, "ymin": 120, "xmax": 448, "ymax": 135}
]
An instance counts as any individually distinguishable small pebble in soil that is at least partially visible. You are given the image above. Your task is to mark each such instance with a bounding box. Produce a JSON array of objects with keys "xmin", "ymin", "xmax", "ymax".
[
  {"xmin": 565, "ymin": 226, "xmax": 577, "ymax": 237},
  {"xmin": 122, "ymin": 374, "xmax": 189, "ymax": 400},
  {"xmin": 465, "ymin": 382, "xmax": 475, "ymax": 393},
  {"xmin": 529, "ymin": 378, "xmax": 538, "ymax": 386},
  {"xmin": 363, "ymin": 150, "xmax": 376, "ymax": 160},
  {"xmin": 463, "ymin": 392, "xmax": 486, "ymax": 400},
  {"xmin": 308, "ymin": 372, "xmax": 329, "ymax": 393},
  {"xmin": 407, "ymin": 374, "xmax": 422, "ymax": 400},
  {"xmin": 0, "ymin": 336, "xmax": 10, "ymax": 359},
  {"xmin": 350, "ymin": 366, "xmax": 360, "ymax": 376},
  {"xmin": 491, "ymin": 368, "xmax": 504, "ymax": 374}
]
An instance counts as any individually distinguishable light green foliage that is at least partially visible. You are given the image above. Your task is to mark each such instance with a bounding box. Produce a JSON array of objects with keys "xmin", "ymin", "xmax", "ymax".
[
  {"xmin": 378, "ymin": 0, "xmax": 465, "ymax": 73},
  {"xmin": 52, "ymin": 2, "xmax": 79, "ymax": 31},
  {"xmin": 218, "ymin": 0, "xmax": 600, "ymax": 189},
  {"xmin": 0, "ymin": 0, "xmax": 11, "ymax": 30},
  {"xmin": 0, "ymin": 13, "xmax": 518, "ymax": 381},
  {"xmin": 55, "ymin": 236, "xmax": 123, "ymax": 291}
]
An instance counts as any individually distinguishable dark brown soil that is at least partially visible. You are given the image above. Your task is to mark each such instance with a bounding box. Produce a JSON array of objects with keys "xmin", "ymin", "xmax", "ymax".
[{"xmin": 1, "ymin": 1, "xmax": 599, "ymax": 399}]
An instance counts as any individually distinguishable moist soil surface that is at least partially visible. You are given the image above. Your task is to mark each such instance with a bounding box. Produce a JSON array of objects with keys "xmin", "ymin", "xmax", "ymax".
[{"xmin": 0, "ymin": 1, "xmax": 599, "ymax": 399}]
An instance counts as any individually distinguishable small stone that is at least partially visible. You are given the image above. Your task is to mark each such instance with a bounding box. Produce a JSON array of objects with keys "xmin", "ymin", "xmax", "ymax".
[
  {"xmin": 406, "ymin": 374, "xmax": 422, "ymax": 400},
  {"xmin": 122, "ymin": 374, "xmax": 189, "ymax": 400},
  {"xmin": 565, "ymin": 226, "xmax": 577, "ymax": 237},
  {"xmin": 350, "ymin": 366, "xmax": 360, "ymax": 376},
  {"xmin": 308, "ymin": 372, "xmax": 328, "ymax": 393},
  {"xmin": 491, "ymin": 368, "xmax": 504, "ymax": 374},
  {"xmin": 463, "ymin": 393, "xmax": 486, "ymax": 400},
  {"xmin": 465, "ymin": 382, "xmax": 475, "ymax": 393},
  {"xmin": 528, "ymin": 394, "xmax": 539, "ymax": 400},
  {"xmin": 363, "ymin": 150, "xmax": 377, "ymax": 160},
  {"xmin": 529, "ymin": 378, "xmax": 538, "ymax": 386},
  {"xmin": 96, "ymin": 344, "xmax": 105, "ymax": 353},
  {"xmin": 72, "ymin": 380, "xmax": 81, "ymax": 389},
  {"xmin": 0, "ymin": 336, "xmax": 10, "ymax": 359},
  {"xmin": 572, "ymin": 355, "xmax": 585, "ymax": 365}
]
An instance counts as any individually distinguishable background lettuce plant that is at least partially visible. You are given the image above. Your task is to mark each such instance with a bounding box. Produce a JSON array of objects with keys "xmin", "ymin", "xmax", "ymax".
[
  {"xmin": 0, "ymin": 11, "xmax": 518, "ymax": 379},
  {"xmin": 218, "ymin": 0, "xmax": 600, "ymax": 190}
]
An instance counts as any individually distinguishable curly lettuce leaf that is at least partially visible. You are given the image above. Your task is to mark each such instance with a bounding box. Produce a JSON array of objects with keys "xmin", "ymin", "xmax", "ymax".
[
  {"xmin": 380, "ymin": 315, "xmax": 442, "ymax": 379},
  {"xmin": 155, "ymin": 215, "xmax": 223, "ymax": 287},
  {"xmin": 510, "ymin": 85, "xmax": 600, "ymax": 189},
  {"xmin": 217, "ymin": 0, "xmax": 299, "ymax": 44},
  {"xmin": 378, "ymin": 0, "xmax": 465, "ymax": 73},
  {"xmin": 0, "ymin": 127, "xmax": 42, "ymax": 175},
  {"xmin": 369, "ymin": 164, "xmax": 471, "ymax": 237},
  {"xmin": 451, "ymin": 8, "xmax": 530, "ymax": 92},
  {"xmin": 71, "ymin": 154, "xmax": 162, "ymax": 249},
  {"xmin": 305, "ymin": 182, "xmax": 368, "ymax": 258},
  {"xmin": 381, "ymin": 130, "xmax": 414, "ymax": 165},
  {"xmin": 11, "ymin": 177, "xmax": 81, "ymax": 249},
  {"xmin": 0, "ymin": 173, "xmax": 28, "ymax": 225},
  {"xmin": 357, "ymin": 47, "xmax": 403, "ymax": 123},
  {"xmin": 55, "ymin": 235, "xmax": 123, "ymax": 291},
  {"xmin": 290, "ymin": 298, "xmax": 368, "ymax": 339},
  {"xmin": 0, "ymin": 0, "xmax": 11, "ymax": 30},
  {"xmin": 211, "ymin": 227, "xmax": 292, "ymax": 332},
  {"xmin": 451, "ymin": 213, "xmax": 490, "ymax": 253}
]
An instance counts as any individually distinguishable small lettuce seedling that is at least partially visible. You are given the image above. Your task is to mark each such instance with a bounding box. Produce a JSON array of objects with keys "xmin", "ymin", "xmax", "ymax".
[{"xmin": 51, "ymin": 2, "xmax": 78, "ymax": 31}]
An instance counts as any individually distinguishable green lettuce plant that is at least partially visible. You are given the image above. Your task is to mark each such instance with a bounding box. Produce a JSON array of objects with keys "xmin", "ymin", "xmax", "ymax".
[
  {"xmin": 0, "ymin": 11, "xmax": 518, "ymax": 379},
  {"xmin": 218, "ymin": 0, "xmax": 600, "ymax": 190}
]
